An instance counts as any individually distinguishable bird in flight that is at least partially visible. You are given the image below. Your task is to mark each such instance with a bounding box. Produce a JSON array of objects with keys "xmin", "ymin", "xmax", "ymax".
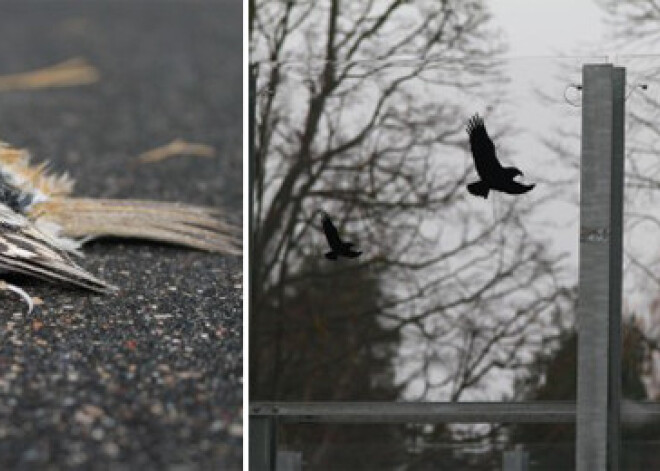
[
  {"xmin": 320, "ymin": 210, "xmax": 361, "ymax": 260},
  {"xmin": 466, "ymin": 114, "xmax": 535, "ymax": 198}
]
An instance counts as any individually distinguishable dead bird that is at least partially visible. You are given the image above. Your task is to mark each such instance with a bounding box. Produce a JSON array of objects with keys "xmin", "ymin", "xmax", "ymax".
[{"xmin": 0, "ymin": 141, "xmax": 240, "ymax": 312}]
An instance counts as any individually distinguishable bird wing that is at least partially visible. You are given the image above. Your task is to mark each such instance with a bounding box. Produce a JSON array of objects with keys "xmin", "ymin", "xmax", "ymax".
[
  {"xmin": 30, "ymin": 198, "xmax": 242, "ymax": 255},
  {"xmin": 466, "ymin": 114, "xmax": 503, "ymax": 179},
  {"xmin": 321, "ymin": 212, "xmax": 343, "ymax": 250},
  {"xmin": 499, "ymin": 181, "xmax": 535, "ymax": 195},
  {"xmin": 0, "ymin": 203, "xmax": 114, "ymax": 292}
]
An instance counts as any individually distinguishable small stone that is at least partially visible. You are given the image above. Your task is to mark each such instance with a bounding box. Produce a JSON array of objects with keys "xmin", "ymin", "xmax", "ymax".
[
  {"xmin": 74, "ymin": 404, "xmax": 104, "ymax": 426},
  {"xmin": 210, "ymin": 420, "xmax": 225, "ymax": 433},
  {"xmin": 22, "ymin": 448, "xmax": 40, "ymax": 461},
  {"xmin": 228, "ymin": 423, "xmax": 243, "ymax": 437},
  {"xmin": 102, "ymin": 442, "xmax": 120, "ymax": 458},
  {"xmin": 91, "ymin": 428, "xmax": 104, "ymax": 440}
]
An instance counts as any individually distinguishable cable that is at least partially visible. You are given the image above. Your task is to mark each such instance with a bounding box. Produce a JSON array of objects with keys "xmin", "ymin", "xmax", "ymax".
[{"xmin": 564, "ymin": 84, "xmax": 582, "ymax": 107}]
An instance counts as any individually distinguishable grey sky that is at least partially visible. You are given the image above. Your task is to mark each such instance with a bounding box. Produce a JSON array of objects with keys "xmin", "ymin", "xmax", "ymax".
[
  {"xmin": 487, "ymin": 0, "xmax": 660, "ymax": 317},
  {"xmin": 489, "ymin": 0, "xmax": 607, "ymax": 57}
]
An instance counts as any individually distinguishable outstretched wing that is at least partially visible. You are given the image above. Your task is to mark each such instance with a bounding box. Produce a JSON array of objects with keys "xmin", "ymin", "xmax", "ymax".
[
  {"xmin": 321, "ymin": 211, "xmax": 343, "ymax": 251},
  {"xmin": 466, "ymin": 114, "xmax": 503, "ymax": 179},
  {"xmin": 499, "ymin": 181, "xmax": 535, "ymax": 195},
  {"xmin": 0, "ymin": 204, "xmax": 114, "ymax": 292}
]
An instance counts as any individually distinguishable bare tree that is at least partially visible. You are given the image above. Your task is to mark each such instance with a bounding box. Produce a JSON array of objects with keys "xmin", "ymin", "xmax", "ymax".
[
  {"xmin": 598, "ymin": 0, "xmax": 660, "ymax": 52},
  {"xmin": 591, "ymin": 1, "xmax": 660, "ymax": 293},
  {"xmin": 250, "ymin": 3, "xmax": 575, "ymax": 464}
]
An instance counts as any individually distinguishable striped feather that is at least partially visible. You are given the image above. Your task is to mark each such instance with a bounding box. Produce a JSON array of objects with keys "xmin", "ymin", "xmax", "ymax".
[
  {"xmin": 30, "ymin": 198, "xmax": 242, "ymax": 255},
  {"xmin": 0, "ymin": 204, "xmax": 114, "ymax": 293}
]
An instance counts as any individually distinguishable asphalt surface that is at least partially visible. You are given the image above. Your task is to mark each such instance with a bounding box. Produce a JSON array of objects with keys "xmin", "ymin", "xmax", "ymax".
[{"xmin": 0, "ymin": 1, "xmax": 242, "ymax": 469}]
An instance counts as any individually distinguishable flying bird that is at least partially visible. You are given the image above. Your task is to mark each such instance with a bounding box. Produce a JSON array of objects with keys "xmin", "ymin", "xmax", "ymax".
[
  {"xmin": 466, "ymin": 114, "xmax": 535, "ymax": 198},
  {"xmin": 0, "ymin": 141, "xmax": 241, "ymax": 312},
  {"xmin": 320, "ymin": 210, "xmax": 361, "ymax": 260}
]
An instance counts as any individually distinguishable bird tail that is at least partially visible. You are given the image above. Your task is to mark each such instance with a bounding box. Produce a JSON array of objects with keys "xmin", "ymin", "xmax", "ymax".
[
  {"xmin": 325, "ymin": 251, "xmax": 338, "ymax": 260},
  {"xmin": 28, "ymin": 197, "xmax": 242, "ymax": 255},
  {"xmin": 506, "ymin": 183, "xmax": 536, "ymax": 195},
  {"xmin": 0, "ymin": 245, "xmax": 116, "ymax": 294},
  {"xmin": 467, "ymin": 181, "xmax": 489, "ymax": 198}
]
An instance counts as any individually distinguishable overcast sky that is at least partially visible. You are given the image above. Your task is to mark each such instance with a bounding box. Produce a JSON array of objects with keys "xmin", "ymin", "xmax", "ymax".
[
  {"xmin": 489, "ymin": 0, "xmax": 607, "ymax": 57},
  {"xmin": 486, "ymin": 0, "xmax": 660, "ymax": 317}
]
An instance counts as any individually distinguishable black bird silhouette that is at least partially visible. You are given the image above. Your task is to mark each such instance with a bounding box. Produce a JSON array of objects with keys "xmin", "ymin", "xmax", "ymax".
[
  {"xmin": 466, "ymin": 114, "xmax": 535, "ymax": 198},
  {"xmin": 320, "ymin": 210, "xmax": 362, "ymax": 260}
]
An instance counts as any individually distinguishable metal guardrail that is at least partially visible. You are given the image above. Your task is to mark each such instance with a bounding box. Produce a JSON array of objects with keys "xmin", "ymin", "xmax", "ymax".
[{"xmin": 250, "ymin": 400, "xmax": 660, "ymax": 424}]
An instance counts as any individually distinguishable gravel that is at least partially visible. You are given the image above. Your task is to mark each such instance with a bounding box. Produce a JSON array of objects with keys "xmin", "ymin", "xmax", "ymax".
[{"xmin": 0, "ymin": 1, "xmax": 242, "ymax": 469}]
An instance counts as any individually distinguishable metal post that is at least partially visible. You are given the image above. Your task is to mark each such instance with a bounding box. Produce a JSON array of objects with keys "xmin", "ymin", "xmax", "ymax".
[
  {"xmin": 576, "ymin": 64, "xmax": 624, "ymax": 471},
  {"xmin": 502, "ymin": 445, "xmax": 529, "ymax": 471},
  {"xmin": 250, "ymin": 416, "xmax": 277, "ymax": 471},
  {"xmin": 609, "ymin": 65, "xmax": 625, "ymax": 470},
  {"xmin": 249, "ymin": 63, "xmax": 257, "ymax": 327},
  {"xmin": 248, "ymin": 61, "xmax": 260, "ymax": 432},
  {"xmin": 249, "ymin": 64, "xmax": 256, "ymax": 258}
]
